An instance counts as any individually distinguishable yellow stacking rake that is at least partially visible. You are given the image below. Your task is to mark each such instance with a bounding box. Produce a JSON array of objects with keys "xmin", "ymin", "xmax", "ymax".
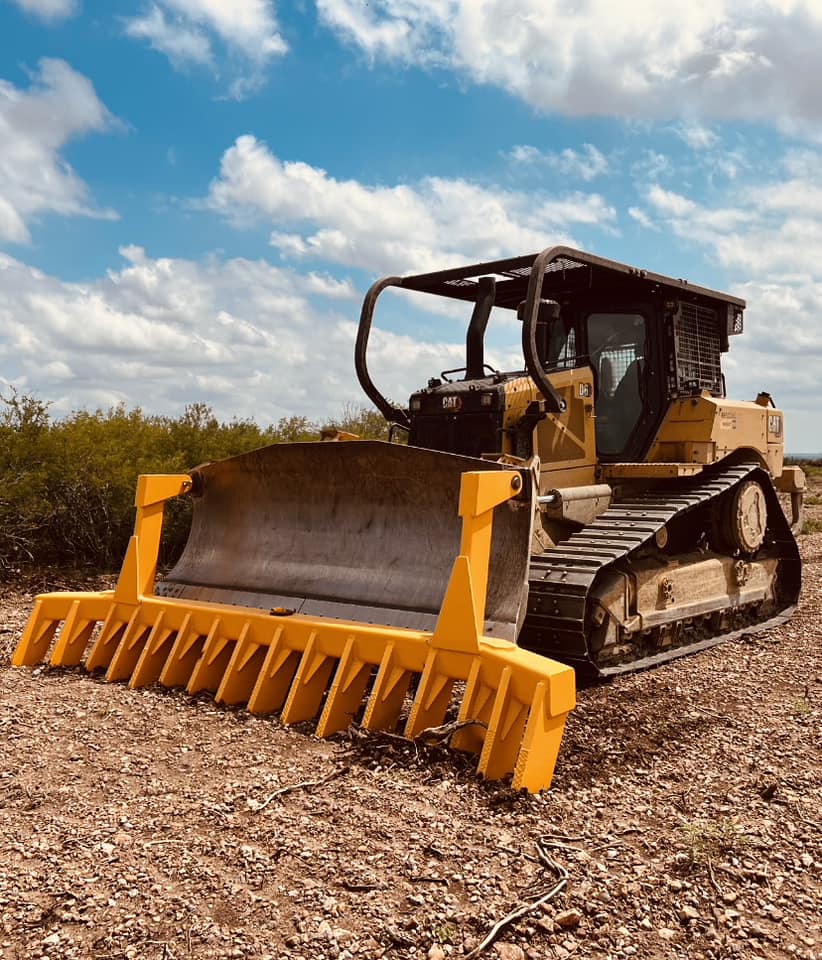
[{"xmin": 14, "ymin": 463, "xmax": 575, "ymax": 792}]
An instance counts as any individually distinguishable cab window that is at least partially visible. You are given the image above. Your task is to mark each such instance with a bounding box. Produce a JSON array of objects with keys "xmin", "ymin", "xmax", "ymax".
[{"xmin": 588, "ymin": 313, "xmax": 646, "ymax": 455}]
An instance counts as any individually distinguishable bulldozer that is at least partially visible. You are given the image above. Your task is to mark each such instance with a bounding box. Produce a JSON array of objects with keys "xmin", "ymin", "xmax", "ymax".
[{"xmin": 12, "ymin": 246, "xmax": 803, "ymax": 792}]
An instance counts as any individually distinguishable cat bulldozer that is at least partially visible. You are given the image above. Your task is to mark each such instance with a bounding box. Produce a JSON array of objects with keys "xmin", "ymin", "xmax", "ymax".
[{"xmin": 13, "ymin": 247, "xmax": 803, "ymax": 792}]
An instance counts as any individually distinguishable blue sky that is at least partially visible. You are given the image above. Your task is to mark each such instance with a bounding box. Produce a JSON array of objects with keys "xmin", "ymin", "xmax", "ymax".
[{"xmin": 0, "ymin": 0, "xmax": 820, "ymax": 451}]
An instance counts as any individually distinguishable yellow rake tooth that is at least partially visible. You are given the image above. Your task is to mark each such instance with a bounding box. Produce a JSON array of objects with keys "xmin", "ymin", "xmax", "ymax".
[
  {"xmin": 129, "ymin": 617, "xmax": 178, "ymax": 689},
  {"xmin": 86, "ymin": 607, "xmax": 133, "ymax": 672},
  {"xmin": 315, "ymin": 635, "xmax": 372, "ymax": 737},
  {"xmin": 186, "ymin": 619, "xmax": 235, "ymax": 695},
  {"xmin": 247, "ymin": 627, "xmax": 301, "ymax": 714},
  {"xmin": 477, "ymin": 667, "xmax": 528, "ymax": 782},
  {"xmin": 49, "ymin": 601, "xmax": 96, "ymax": 667},
  {"xmin": 12, "ymin": 600, "xmax": 60, "ymax": 667},
  {"xmin": 511, "ymin": 682, "xmax": 567, "ymax": 793},
  {"xmin": 450, "ymin": 658, "xmax": 493, "ymax": 755},
  {"xmin": 404, "ymin": 653, "xmax": 455, "ymax": 739},
  {"xmin": 158, "ymin": 618, "xmax": 205, "ymax": 688},
  {"xmin": 280, "ymin": 632, "xmax": 337, "ymax": 725},
  {"xmin": 215, "ymin": 623, "xmax": 266, "ymax": 706},
  {"xmin": 362, "ymin": 643, "xmax": 414, "ymax": 733},
  {"xmin": 106, "ymin": 612, "xmax": 156, "ymax": 683}
]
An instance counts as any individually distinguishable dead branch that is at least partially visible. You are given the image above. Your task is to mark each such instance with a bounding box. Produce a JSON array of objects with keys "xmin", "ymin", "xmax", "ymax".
[
  {"xmin": 253, "ymin": 765, "xmax": 349, "ymax": 812},
  {"xmin": 465, "ymin": 838, "xmax": 570, "ymax": 958},
  {"xmin": 414, "ymin": 718, "xmax": 488, "ymax": 744}
]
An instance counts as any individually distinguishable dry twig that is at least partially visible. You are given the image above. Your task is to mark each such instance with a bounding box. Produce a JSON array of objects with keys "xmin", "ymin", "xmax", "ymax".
[
  {"xmin": 466, "ymin": 838, "xmax": 570, "ymax": 958},
  {"xmin": 253, "ymin": 764, "xmax": 349, "ymax": 811}
]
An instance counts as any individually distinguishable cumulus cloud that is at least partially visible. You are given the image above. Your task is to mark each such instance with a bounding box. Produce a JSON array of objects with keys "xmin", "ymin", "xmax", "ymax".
[
  {"xmin": 205, "ymin": 135, "xmax": 616, "ymax": 274},
  {"xmin": 675, "ymin": 123, "xmax": 719, "ymax": 151},
  {"xmin": 0, "ymin": 59, "xmax": 116, "ymax": 245},
  {"xmin": 125, "ymin": 0, "xmax": 287, "ymax": 96},
  {"xmin": 509, "ymin": 143, "xmax": 609, "ymax": 181},
  {"xmin": 0, "ymin": 248, "xmax": 480, "ymax": 423},
  {"xmin": 317, "ymin": 0, "xmax": 822, "ymax": 131},
  {"xmin": 629, "ymin": 148, "xmax": 822, "ymax": 435},
  {"xmin": 9, "ymin": 0, "xmax": 78, "ymax": 21}
]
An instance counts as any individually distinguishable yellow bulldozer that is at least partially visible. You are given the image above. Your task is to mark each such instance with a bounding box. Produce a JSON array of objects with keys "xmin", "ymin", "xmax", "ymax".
[{"xmin": 13, "ymin": 247, "xmax": 803, "ymax": 792}]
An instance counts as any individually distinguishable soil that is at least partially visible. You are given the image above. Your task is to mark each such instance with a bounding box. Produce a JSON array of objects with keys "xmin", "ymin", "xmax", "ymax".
[{"xmin": 0, "ymin": 478, "xmax": 819, "ymax": 960}]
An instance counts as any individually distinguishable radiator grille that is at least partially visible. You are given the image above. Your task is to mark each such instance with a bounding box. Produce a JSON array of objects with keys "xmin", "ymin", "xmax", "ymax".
[{"xmin": 673, "ymin": 303, "xmax": 722, "ymax": 395}]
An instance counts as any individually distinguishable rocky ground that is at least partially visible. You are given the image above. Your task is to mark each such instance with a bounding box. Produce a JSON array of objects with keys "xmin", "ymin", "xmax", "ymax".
[{"xmin": 0, "ymin": 477, "xmax": 819, "ymax": 960}]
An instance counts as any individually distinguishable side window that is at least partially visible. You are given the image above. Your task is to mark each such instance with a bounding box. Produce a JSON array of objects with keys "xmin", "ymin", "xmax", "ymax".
[
  {"xmin": 587, "ymin": 313, "xmax": 646, "ymax": 455},
  {"xmin": 543, "ymin": 322, "xmax": 576, "ymax": 370}
]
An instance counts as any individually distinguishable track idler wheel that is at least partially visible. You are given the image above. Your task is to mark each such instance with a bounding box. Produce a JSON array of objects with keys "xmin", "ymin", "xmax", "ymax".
[{"xmin": 712, "ymin": 478, "xmax": 768, "ymax": 555}]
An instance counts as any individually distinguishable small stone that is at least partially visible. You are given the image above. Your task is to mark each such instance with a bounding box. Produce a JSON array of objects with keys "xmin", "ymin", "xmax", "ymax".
[
  {"xmin": 639, "ymin": 918, "xmax": 652, "ymax": 930},
  {"xmin": 658, "ymin": 928, "xmax": 677, "ymax": 941},
  {"xmin": 41, "ymin": 933, "xmax": 60, "ymax": 947},
  {"xmin": 428, "ymin": 946, "xmax": 446, "ymax": 960},
  {"xmin": 723, "ymin": 891, "xmax": 738, "ymax": 903},
  {"xmin": 554, "ymin": 909, "xmax": 582, "ymax": 929},
  {"xmin": 494, "ymin": 944, "xmax": 525, "ymax": 960},
  {"xmin": 407, "ymin": 894, "xmax": 425, "ymax": 906},
  {"xmin": 747, "ymin": 922, "xmax": 768, "ymax": 940},
  {"xmin": 799, "ymin": 853, "xmax": 813, "ymax": 868},
  {"xmin": 318, "ymin": 920, "xmax": 334, "ymax": 940},
  {"xmin": 100, "ymin": 842, "xmax": 116, "ymax": 857},
  {"xmin": 679, "ymin": 905, "xmax": 700, "ymax": 922}
]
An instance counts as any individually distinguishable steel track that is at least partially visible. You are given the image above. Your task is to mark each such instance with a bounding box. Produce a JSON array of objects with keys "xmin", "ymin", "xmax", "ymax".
[{"xmin": 518, "ymin": 465, "xmax": 801, "ymax": 678}]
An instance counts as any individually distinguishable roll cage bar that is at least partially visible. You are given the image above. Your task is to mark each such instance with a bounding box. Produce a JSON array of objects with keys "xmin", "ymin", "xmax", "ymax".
[{"xmin": 354, "ymin": 245, "xmax": 746, "ymax": 428}]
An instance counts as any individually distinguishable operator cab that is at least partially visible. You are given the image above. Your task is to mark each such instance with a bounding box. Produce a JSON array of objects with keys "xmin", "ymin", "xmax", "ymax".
[{"xmin": 354, "ymin": 247, "xmax": 745, "ymax": 464}]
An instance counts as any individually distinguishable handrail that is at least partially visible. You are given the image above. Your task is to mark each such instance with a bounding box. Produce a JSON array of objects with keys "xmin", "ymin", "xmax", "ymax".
[{"xmin": 354, "ymin": 275, "xmax": 409, "ymax": 427}]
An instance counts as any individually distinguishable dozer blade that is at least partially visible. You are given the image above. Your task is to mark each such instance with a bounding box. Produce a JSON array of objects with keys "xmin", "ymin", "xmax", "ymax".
[
  {"xmin": 13, "ymin": 442, "xmax": 575, "ymax": 792},
  {"xmin": 157, "ymin": 442, "xmax": 533, "ymax": 639}
]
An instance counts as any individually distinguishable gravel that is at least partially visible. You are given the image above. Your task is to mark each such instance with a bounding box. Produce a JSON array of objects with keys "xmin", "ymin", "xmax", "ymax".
[{"xmin": 0, "ymin": 482, "xmax": 819, "ymax": 960}]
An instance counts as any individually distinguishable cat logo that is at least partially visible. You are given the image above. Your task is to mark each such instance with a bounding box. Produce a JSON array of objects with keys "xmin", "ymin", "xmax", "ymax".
[
  {"xmin": 442, "ymin": 395, "xmax": 462, "ymax": 411},
  {"xmin": 768, "ymin": 414, "xmax": 782, "ymax": 437}
]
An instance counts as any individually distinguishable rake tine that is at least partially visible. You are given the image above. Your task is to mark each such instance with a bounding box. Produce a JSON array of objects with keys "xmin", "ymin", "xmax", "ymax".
[
  {"xmin": 86, "ymin": 607, "xmax": 132, "ymax": 672},
  {"xmin": 247, "ymin": 627, "xmax": 300, "ymax": 715},
  {"xmin": 404, "ymin": 652, "xmax": 455, "ymax": 739},
  {"xmin": 50, "ymin": 601, "xmax": 96, "ymax": 667},
  {"xmin": 361, "ymin": 642, "xmax": 414, "ymax": 733},
  {"xmin": 216, "ymin": 623, "xmax": 266, "ymax": 706},
  {"xmin": 107, "ymin": 609, "xmax": 160, "ymax": 682},
  {"xmin": 280, "ymin": 632, "xmax": 337, "ymax": 726},
  {"xmin": 13, "ymin": 601, "xmax": 60, "ymax": 666},
  {"xmin": 316, "ymin": 635, "xmax": 372, "ymax": 737},
  {"xmin": 158, "ymin": 615, "xmax": 204, "ymax": 688},
  {"xmin": 187, "ymin": 619, "xmax": 234, "ymax": 694}
]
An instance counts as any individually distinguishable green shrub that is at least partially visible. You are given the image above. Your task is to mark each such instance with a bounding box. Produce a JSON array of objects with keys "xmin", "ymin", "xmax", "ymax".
[{"xmin": 0, "ymin": 391, "xmax": 388, "ymax": 575}]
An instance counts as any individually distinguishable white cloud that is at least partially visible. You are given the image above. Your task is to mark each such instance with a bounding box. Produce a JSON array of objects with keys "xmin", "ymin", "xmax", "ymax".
[
  {"xmin": 675, "ymin": 123, "xmax": 719, "ymax": 150},
  {"xmin": 206, "ymin": 135, "xmax": 616, "ymax": 274},
  {"xmin": 0, "ymin": 247, "xmax": 473, "ymax": 423},
  {"xmin": 0, "ymin": 59, "xmax": 116, "ymax": 244},
  {"xmin": 124, "ymin": 0, "xmax": 287, "ymax": 96},
  {"xmin": 9, "ymin": 0, "xmax": 78, "ymax": 21},
  {"xmin": 628, "ymin": 148, "xmax": 822, "ymax": 440},
  {"xmin": 627, "ymin": 206, "xmax": 657, "ymax": 231},
  {"xmin": 125, "ymin": 7, "xmax": 213, "ymax": 66},
  {"xmin": 509, "ymin": 143, "xmax": 609, "ymax": 181},
  {"xmin": 317, "ymin": 0, "xmax": 822, "ymax": 131}
]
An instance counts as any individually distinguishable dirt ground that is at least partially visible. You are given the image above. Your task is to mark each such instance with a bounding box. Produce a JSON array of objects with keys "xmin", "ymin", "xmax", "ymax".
[{"xmin": 0, "ymin": 477, "xmax": 819, "ymax": 960}]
